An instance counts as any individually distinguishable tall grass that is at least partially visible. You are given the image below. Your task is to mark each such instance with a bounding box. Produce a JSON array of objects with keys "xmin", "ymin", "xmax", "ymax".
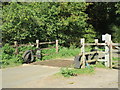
[
  {"xmin": 2, "ymin": 43, "xmax": 106, "ymax": 68},
  {"xmin": 41, "ymin": 45, "xmax": 80, "ymax": 60}
]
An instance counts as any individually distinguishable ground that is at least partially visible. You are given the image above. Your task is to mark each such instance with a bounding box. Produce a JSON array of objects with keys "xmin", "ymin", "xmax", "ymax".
[
  {"xmin": 22, "ymin": 68, "xmax": 118, "ymax": 88},
  {"xmin": 2, "ymin": 58, "xmax": 119, "ymax": 88}
]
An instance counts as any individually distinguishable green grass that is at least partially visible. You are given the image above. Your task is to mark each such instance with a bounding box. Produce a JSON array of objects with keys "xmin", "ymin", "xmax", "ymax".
[
  {"xmin": 112, "ymin": 57, "xmax": 120, "ymax": 66},
  {"xmin": 41, "ymin": 46, "xmax": 93, "ymax": 61},
  {"xmin": 2, "ymin": 63, "xmax": 22, "ymax": 68},
  {"xmin": 40, "ymin": 46, "xmax": 80, "ymax": 60},
  {"xmin": 91, "ymin": 62, "xmax": 107, "ymax": 68},
  {"xmin": 112, "ymin": 57, "xmax": 120, "ymax": 61},
  {"xmin": 60, "ymin": 66, "xmax": 95, "ymax": 77},
  {"xmin": 2, "ymin": 44, "xmax": 81, "ymax": 68},
  {"xmin": 1, "ymin": 44, "xmax": 109, "ymax": 69},
  {"xmin": 59, "ymin": 61, "xmax": 110, "ymax": 77}
]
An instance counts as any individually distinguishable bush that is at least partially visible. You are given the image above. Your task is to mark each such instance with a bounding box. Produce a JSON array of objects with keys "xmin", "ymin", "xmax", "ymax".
[
  {"xmin": 1, "ymin": 43, "xmax": 36, "ymax": 68},
  {"xmin": 60, "ymin": 68, "xmax": 77, "ymax": 77},
  {"xmin": 2, "ymin": 44, "xmax": 15, "ymax": 55}
]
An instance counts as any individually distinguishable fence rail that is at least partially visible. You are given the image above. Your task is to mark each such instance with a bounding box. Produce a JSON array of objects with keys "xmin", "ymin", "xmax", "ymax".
[
  {"xmin": 13, "ymin": 40, "xmax": 59, "ymax": 56},
  {"xmin": 39, "ymin": 41, "xmax": 55, "ymax": 45},
  {"xmin": 84, "ymin": 43, "xmax": 120, "ymax": 46},
  {"xmin": 80, "ymin": 34, "xmax": 120, "ymax": 68}
]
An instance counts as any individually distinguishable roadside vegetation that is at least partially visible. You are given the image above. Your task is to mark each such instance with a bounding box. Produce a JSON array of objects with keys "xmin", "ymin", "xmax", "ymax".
[
  {"xmin": 1, "ymin": 43, "xmax": 81, "ymax": 68},
  {"xmin": 1, "ymin": 2, "xmax": 120, "ymax": 70},
  {"xmin": 1, "ymin": 43, "xmax": 119, "ymax": 69},
  {"xmin": 60, "ymin": 66, "xmax": 95, "ymax": 77},
  {"xmin": 59, "ymin": 58, "xmax": 120, "ymax": 77}
]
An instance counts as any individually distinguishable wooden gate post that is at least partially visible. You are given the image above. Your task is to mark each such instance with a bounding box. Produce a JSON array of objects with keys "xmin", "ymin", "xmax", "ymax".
[
  {"xmin": 103, "ymin": 33, "xmax": 111, "ymax": 68},
  {"xmin": 36, "ymin": 40, "xmax": 39, "ymax": 48},
  {"xmin": 95, "ymin": 39, "xmax": 98, "ymax": 44},
  {"xmin": 95, "ymin": 39, "xmax": 99, "ymax": 50},
  {"xmin": 81, "ymin": 38, "xmax": 85, "ymax": 68},
  {"xmin": 109, "ymin": 41, "xmax": 113, "ymax": 68},
  {"xmin": 56, "ymin": 40, "xmax": 58, "ymax": 53},
  {"xmin": 14, "ymin": 41, "xmax": 18, "ymax": 55}
]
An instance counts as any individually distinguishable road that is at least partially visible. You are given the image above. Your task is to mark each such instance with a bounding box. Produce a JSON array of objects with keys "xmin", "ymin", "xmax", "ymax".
[
  {"xmin": 1, "ymin": 64, "xmax": 119, "ymax": 88},
  {"xmin": 1, "ymin": 53, "xmax": 119, "ymax": 88},
  {"xmin": 2, "ymin": 64, "xmax": 60, "ymax": 88}
]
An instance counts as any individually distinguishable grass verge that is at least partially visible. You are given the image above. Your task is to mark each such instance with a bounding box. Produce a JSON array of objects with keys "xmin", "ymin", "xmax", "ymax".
[{"xmin": 59, "ymin": 66, "xmax": 95, "ymax": 77}]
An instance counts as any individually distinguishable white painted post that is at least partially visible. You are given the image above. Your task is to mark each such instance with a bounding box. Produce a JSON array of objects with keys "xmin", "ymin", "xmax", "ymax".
[
  {"xmin": 36, "ymin": 40, "xmax": 39, "ymax": 48},
  {"xmin": 81, "ymin": 38, "xmax": 85, "ymax": 68},
  {"xmin": 105, "ymin": 44, "xmax": 109, "ymax": 67},
  {"xmin": 104, "ymin": 34, "xmax": 111, "ymax": 67}
]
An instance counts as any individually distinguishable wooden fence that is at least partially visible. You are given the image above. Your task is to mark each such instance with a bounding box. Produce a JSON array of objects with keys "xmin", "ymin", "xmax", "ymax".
[
  {"xmin": 13, "ymin": 40, "xmax": 59, "ymax": 56},
  {"xmin": 80, "ymin": 33, "xmax": 120, "ymax": 68}
]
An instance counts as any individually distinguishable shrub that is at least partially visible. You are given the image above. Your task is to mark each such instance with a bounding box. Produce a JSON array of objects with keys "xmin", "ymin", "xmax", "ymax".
[
  {"xmin": 2, "ymin": 44, "xmax": 15, "ymax": 55},
  {"xmin": 60, "ymin": 68, "xmax": 77, "ymax": 77},
  {"xmin": 1, "ymin": 43, "xmax": 36, "ymax": 68}
]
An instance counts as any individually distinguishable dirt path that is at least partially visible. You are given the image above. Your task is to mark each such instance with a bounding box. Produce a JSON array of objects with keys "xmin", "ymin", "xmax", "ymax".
[
  {"xmin": 2, "ymin": 64, "xmax": 60, "ymax": 88},
  {"xmin": 14, "ymin": 67, "xmax": 118, "ymax": 88},
  {"xmin": 2, "ymin": 63, "xmax": 119, "ymax": 88},
  {"xmin": 2, "ymin": 53, "xmax": 119, "ymax": 88}
]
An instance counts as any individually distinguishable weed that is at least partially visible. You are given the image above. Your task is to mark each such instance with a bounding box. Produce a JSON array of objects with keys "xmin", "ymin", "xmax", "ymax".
[
  {"xmin": 60, "ymin": 66, "xmax": 94, "ymax": 77},
  {"xmin": 60, "ymin": 67, "xmax": 77, "ymax": 77}
]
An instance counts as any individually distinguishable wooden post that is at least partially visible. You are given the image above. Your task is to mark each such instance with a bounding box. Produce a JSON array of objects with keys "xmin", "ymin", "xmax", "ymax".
[
  {"xmin": 109, "ymin": 41, "xmax": 112, "ymax": 68},
  {"xmin": 95, "ymin": 39, "xmax": 98, "ymax": 44},
  {"xmin": 36, "ymin": 40, "xmax": 39, "ymax": 48},
  {"xmin": 95, "ymin": 39, "xmax": 99, "ymax": 50},
  {"xmin": 104, "ymin": 34, "xmax": 111, "ymax": 67},
  {"xmin": 14, "ymin": 41, "xmax": 18, "ymax": 55},
  {"xmin": 56, "ymin": 40, "xmax": 58, "ymax": 53},
  {"xmin": 105, "ymin": 44, "xmax": 109, "ymax": 67},
  {"xmin": 81, "ymin": 38, "xmax": 85, "ymax": 68}
]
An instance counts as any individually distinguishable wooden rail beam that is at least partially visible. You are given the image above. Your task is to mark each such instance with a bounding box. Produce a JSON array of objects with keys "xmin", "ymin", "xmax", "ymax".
[
  {"xmin": 84, "ymin": 43, "xmax": 106, "ymax": 46},
  {"xmin": 39, "ymin": 41, "xmax": 55, "ymax": 45},
  {"xmin": 86, "ymin": 59, "xmax": 97, "ymax": 63}
]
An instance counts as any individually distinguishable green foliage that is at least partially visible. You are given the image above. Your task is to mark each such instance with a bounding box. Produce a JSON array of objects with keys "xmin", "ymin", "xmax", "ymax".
[
  {"xmin": 113, "ymin": 2, "xmax": 120, "ymax": 43},
  {"xmin": 87, "ymin": 2, "xmax": 120, "ymax": 43},
  {"xmin": 2, "ymin": 2, "xmax": 120, "ymax": 46},
  {"xmin": 18, "ymin": 46, "xmax": 36, "ymax": 53},
  {"xmin": 115, "ymin": 2, "xmax": 120, "ymax": 14},
  {"xmin": 1, "ymin": 44, "xmax": 81, "ymax": 68},
  {"xmin": 60, "ymin": 68, "xmax": 75, "ymax": 77},
  {"xmin": 2, "ymin": 44, "xmax": 14, "ymax": 55},
  {"xmin": 2, "ymin": 2, "xmax": 95, "ymax": 46},
  {"xmin": 112, "ymin": 57, "xmax": 120, "ymax": 61},
  {"xmin": 1, "ymin": 43, "xmax": 36, "ymax": 68},
  {"xmin": 60, "ymin": 66, "xmax": 94, "ymax": 77},
  {"xmin": 1, "ymin": 44, "xmax": 21, "ymax": 68},
  {"xmin": 41, "ymin": 45, "xmax": 80, "ymax": 60},
  {"xmin": 109, "ymin": 25, "xmax": 120, "ymax": 43},
  {"xmin": 91, "ymin": 62, "xmax": 106, "ymax": 68}
]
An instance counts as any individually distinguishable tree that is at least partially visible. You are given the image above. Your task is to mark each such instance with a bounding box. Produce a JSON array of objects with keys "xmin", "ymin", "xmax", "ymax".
[
  {"xmin": 2, "ymin": 2, "xmax": 96, "ymax": 46},
  {"xmin": 86, "ymin": 2, "xmax": 120, "ymax": 43}
]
